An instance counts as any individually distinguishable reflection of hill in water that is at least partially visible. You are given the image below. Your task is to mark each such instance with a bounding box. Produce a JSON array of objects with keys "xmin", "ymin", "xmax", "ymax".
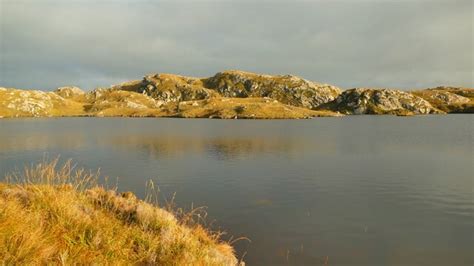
[
  {"xmin": 2, "ymin": 117, "xmax": 470, "ymax": 162},
  {"xmin": 106, "ymin": 135, "xmax": 308, "ymax": 160},
  {"xmin": 0, "ymin": 133, "xmax": 87, "ymax": 152}
]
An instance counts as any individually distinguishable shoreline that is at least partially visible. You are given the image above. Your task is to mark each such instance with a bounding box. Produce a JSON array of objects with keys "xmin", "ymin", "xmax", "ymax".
[{"xmin": 2, "ymin": 111, "xmax": 471, "ymax": 120}]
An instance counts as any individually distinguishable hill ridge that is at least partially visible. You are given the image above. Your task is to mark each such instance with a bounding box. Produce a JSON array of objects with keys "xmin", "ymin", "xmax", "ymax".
[{"xmin": 1, "ymin": 70, "xmax": 473, "ymax": 118}]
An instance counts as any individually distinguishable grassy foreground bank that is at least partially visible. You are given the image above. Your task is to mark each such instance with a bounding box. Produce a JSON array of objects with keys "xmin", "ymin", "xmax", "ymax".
[{"xmin": 0, "ymin": 160, "xmax": 242, "ymax": 265}]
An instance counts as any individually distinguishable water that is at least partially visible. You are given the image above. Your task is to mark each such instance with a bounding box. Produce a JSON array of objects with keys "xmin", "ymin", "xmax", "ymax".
[{"xmin": 0, "ymin": 116, "xmax": 472, "ymax": 265}]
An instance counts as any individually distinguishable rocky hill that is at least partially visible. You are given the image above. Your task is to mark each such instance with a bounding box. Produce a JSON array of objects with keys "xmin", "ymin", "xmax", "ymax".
[
  {"xmin": 0, "ymin": 70, "xmax": 472, "ymax": 118},
  {"xmin": 203, "ymin": 70, "xmax": 341, "ymax": 109},
  {"xmin": 110, "ymin": 70, "xmax": 341, "ymax": 110}
]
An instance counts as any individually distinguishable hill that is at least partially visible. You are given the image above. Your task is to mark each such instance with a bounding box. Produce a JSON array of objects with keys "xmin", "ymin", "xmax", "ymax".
[{"xmin": 1, "ymin": 71, "xmax": 472, "ymax": 118}]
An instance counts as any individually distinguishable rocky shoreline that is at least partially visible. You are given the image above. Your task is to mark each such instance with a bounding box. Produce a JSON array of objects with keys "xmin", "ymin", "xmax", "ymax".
[{"xmin": 1, "ymin": 71, "xmax": 472, "ymax": 119}]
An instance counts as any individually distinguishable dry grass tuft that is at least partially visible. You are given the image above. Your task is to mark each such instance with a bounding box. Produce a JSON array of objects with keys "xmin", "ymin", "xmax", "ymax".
[{"xmin": 0, "ymin": 159, "xmax": 242, "ymax": 265}]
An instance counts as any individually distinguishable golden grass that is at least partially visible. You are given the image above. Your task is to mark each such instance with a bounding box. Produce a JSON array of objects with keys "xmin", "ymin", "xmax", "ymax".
[{"xmin": 0, "ymin": 159, "xmax": 241, "ymax": 265}]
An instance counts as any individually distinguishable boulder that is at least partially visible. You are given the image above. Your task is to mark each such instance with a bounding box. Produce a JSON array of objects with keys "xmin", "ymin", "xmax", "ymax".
[{"xmin": 54, "ymin": 86, "xmax": 85, "ymax": 98}]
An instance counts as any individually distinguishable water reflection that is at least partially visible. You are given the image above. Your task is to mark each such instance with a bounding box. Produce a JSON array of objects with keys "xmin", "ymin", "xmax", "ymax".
[
  {"xmin": 0, "ymin": 132, "xmax": 87, "ymax": 151},
  {"xmin": 0, "ymin": 117, "xmax": 472, "ymax": 265},
  {"xmin": 105, "ymin": 135, "xmax": 309, "ymax": 160}
]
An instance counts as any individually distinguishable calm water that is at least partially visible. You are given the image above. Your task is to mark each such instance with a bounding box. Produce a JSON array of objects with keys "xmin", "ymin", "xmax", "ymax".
[{"xmin": 0, "ymin": 116, "xmax": 473, "ymax": 265}]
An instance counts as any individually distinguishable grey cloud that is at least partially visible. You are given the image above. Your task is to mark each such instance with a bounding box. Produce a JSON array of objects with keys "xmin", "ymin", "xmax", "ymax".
[{"xmin": 0, "ymin": 0, "xmax": 472, "ymax": 90}]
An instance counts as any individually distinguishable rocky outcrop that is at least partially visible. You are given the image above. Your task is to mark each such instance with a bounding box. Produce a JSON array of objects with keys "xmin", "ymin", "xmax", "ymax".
[
  {"xmin": 0, "ymin": 88, "xmax": 78, "ymax": 117},
  {"xmin": 115, "ymin": 74, "xmax": 218, "ymax": 105},
  {"xmin": 54, "ymin": 86, "xmax": 85, "ymax": 99},
  {"xmin": 5, "ymin": 90, "xmax": 54, "ymax": 116},
  {"xmin": 331, "ymin": 88, "xmax": 442, "ymax": 115},
  {"xmin": 428, "ymin": 86, "xmax": 474, "ymax": 98},
  {"xmin": 203, "ymin": 70, "xmax": 341, "ymax": 109},
  {"xmin": 84, "ymin": 88, "xmax": 162, "ymax": 116},
  {"xmin": 412, "ymin": 87, "xmax": 474, "ymax": 113}
]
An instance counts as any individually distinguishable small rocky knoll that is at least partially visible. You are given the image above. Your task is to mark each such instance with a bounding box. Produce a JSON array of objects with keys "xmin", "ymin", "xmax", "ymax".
[
  {"xmin": 83, "ymin": 88, "xmax": 164, "ymax": 117},
  {"xmin": 0, "ymin": 87, "xmax": 83, "ymax": 118},
  {"xmin": 329, "ymin": 88, "xmax": 442, "ymax": 115},
  {"xmin": 411, "ymin": 87, "xmax": 474, "ymax": 113},
  {"xmin": 115, "ymin": 74, "xmax": 219, "ymax": 105}
]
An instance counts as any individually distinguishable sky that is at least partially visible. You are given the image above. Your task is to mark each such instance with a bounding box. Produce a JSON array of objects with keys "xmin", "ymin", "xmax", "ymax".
[{"xmin": 0, "ymin": 0, "xmax": 472, "ymax": 91}]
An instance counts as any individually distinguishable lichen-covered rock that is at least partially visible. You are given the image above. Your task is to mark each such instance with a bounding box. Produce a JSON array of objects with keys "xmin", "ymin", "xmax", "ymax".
[
  {"xmin": 54, "ymin": 86, "xmax": 85, "ymax": 99},
  {"xmin": 204, "ymin": 70, "xmax": 341, "ymax": 109},
  {"xmin": 332, "ymin": 88, "xmax": 442, "ymax": 115},
  {"xmin": 412, "ymin": 87, "xmax": 474, "ymax": 113}
]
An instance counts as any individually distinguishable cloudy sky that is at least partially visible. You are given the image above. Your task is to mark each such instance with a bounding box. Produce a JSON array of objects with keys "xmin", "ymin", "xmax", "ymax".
[{"xmin": 0, "ymin": 0, "xmax": 472, "ymax": 90}]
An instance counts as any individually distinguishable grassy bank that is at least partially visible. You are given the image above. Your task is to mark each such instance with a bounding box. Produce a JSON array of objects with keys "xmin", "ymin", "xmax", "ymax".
[{"xmin": 0, "ymin": 160, "xmax": 241, "ymax": 265}]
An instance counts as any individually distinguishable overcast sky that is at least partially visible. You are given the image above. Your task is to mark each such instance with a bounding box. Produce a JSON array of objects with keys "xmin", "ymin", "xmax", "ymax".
[{"xmin": 0, "ymin": 0, "xmax": 472, "ymax": 90}]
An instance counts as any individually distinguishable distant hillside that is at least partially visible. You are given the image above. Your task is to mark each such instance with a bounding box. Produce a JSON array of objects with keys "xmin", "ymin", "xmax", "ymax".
[{"xmin": 0, "ymin": 71, "xmax": 472, "ymax": 118}]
